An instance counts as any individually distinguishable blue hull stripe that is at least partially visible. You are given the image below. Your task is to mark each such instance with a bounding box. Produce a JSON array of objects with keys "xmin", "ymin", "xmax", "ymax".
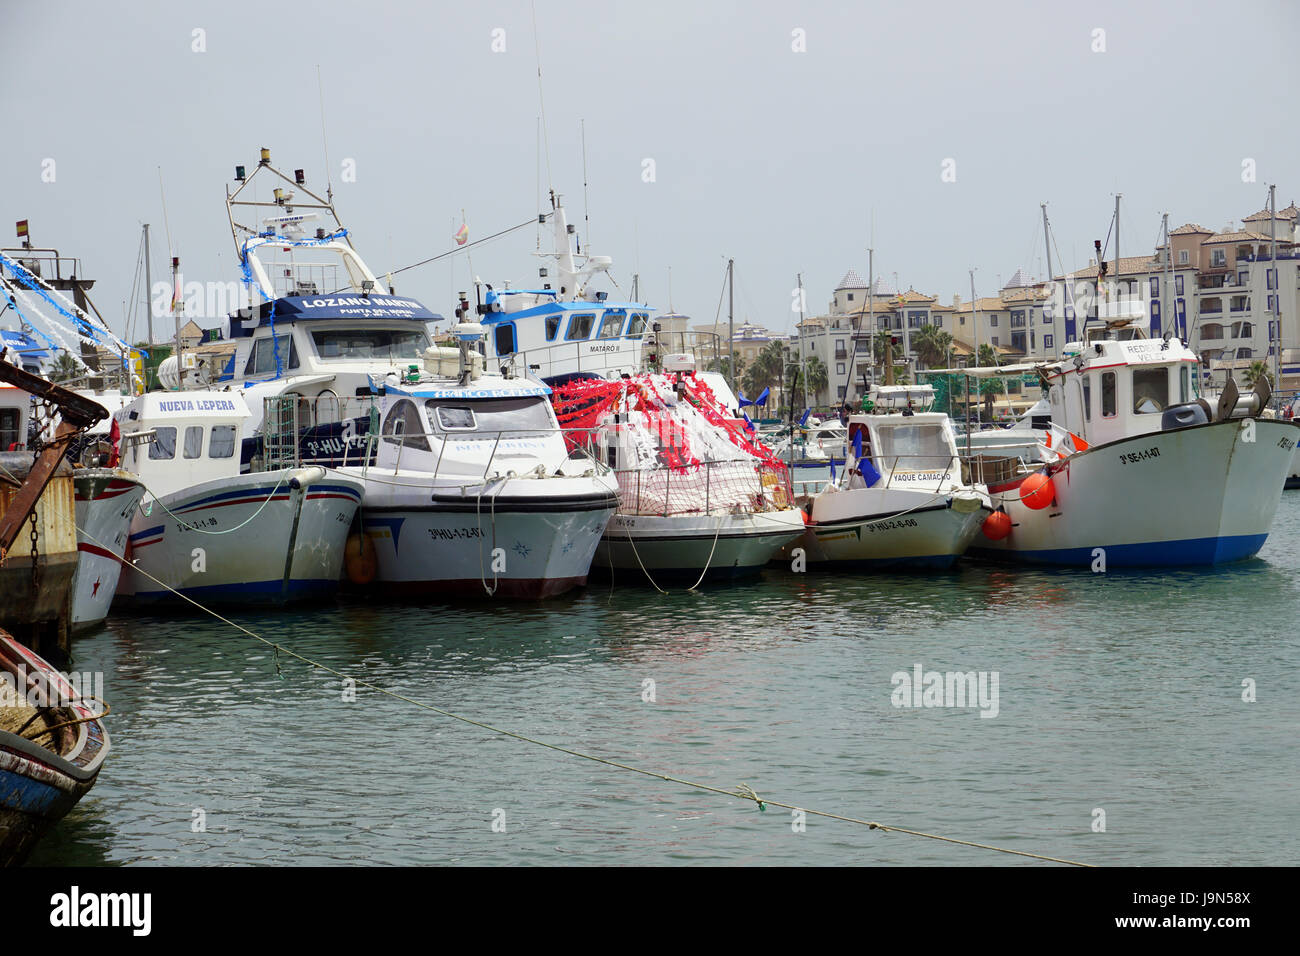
[
  {"xmin": 968, "ymin": 533, "xmax": 1268, "ymax": 567},
  {"xmin": 129, "ymin": 578, "xmax": 339, "ymax": 604}
]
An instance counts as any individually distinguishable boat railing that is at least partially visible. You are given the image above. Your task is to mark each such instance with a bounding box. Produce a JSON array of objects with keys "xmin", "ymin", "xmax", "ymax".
[
  {"xmin": 645, "ymin": 329, "xmax": 727, "ymax": 374},
  {"xmin": 606, "ymin": 457, "xmax": 794, "ymax": 517}
]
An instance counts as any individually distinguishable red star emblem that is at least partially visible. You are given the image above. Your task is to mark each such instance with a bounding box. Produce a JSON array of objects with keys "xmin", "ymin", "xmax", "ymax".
[{"xmin": 92, "ymin": 577, "xmax": 101, "ymax": 596}]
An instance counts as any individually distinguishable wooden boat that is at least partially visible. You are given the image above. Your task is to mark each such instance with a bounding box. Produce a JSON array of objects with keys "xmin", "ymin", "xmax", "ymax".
[{"xmin": 0, "ymin": 629, "xmax": 110, "ymax": 866}]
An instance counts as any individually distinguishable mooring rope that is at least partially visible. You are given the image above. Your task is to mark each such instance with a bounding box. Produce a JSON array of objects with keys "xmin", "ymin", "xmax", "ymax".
[{"xmin": 74, "ymin": 521, "xmax": 1092, "ymax": 866}]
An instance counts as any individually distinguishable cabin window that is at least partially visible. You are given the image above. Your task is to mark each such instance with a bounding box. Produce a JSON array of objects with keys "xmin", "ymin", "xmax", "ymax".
[
  {"xmin": 0, "ymin": 408, "xmax": 20, "ymax": 450},
  {"xmin": 545, "ymin": 315, "xmax": 561, "ymax": 341},
  {"xmin": 381, "ymin": 399, "xmax": 430, "ymax": 451},
  {"xmin": 183, "ymin": 425, "xmax": 204, "ymax": 459},
  {"xmin": 493, "ymin": 323, "xmax": 517, "ymax": 356},
  {"xmin": 626, "ymin": 314, "xmax": 648, "ymax": 338},
  {"xmin": 425, "ymin": 397, "xmax": 554, "ymax": 436},
  {"xmin": 245, "ymin": 335, "xmax": 301, "ymax": 375},
  {"xmin": 1179, "ymin": 366, "xmax": 1190, "ymax": 404},
  {"xmin": 310, "ymin": 329, "xmax": 426, "ymax": 360},
  {"xmin": 1132, "ymin": 367, "xmax": 1168, "ymax": 414},
  {"xmin": 1081, "ymin": 377, "xmax": 1092, "ymax": 421},
  {"xmin": 209, "ymin": 425, "xmax": 237, "ymax": 459},
  {"xmin": 1101, "ymin": 371, "xmax": 1117, "ymax": 417},
  {"xmin": 565, "ymin": 313, "xmax": 595, "ymax": 341},
  {"xmin": 872, "ymin": 423, "xmax": 949, "ymax": 471},
  {"xmin": 149, "ymin": 426, "xmax": 177, "ymax": 460},
  {"xmin": 597, "ymin": 312, "xmax": 624, "ymax": 339},
  {"xmin": 432, "ymin": 406, "xmax": 476, "ymax": 431}
]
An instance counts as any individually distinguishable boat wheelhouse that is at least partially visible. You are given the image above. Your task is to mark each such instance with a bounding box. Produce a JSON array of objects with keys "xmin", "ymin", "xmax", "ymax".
[
  {"xmin": 209, "ymin": 151, "xmax": 444, "ymax": 437},
  {"xmin": 476, "ymin": 192, "xmax": 651, "ymax": 385}
]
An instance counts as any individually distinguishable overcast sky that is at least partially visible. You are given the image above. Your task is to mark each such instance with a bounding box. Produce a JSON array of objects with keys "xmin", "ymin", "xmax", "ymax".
[{"xmin": 3, "ymin": 0, "xmax": 1297, "ymax": 343}]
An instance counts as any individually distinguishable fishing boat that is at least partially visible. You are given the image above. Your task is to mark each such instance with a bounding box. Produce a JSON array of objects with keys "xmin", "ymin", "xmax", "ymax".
[
  {"xmin": 113, "ymin": 390, "xmax": 364, "ymax": 604},
  {"xmin": 967, "ymin": 303, "xmax": 1297, "ymax": 566},
  {"xmin": 274, "ymin": 325, "xmax": 621, "ymax": 599},
  {"xmin": 0, "ymin": 629, "xmax": 110, "ymax": 866},
  {"xmin": 555, "ymin": 363, "xmax": 806, "ymax": 583},
  {"xmin": 780, "ymin": 385, "xmax": 988, "ymax": 569}
]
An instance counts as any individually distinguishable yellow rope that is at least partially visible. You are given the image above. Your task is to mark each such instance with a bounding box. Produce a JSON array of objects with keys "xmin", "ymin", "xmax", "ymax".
[{"xmin": 77, "ymin": 522, "xmax": 1094, "ymax": 867}]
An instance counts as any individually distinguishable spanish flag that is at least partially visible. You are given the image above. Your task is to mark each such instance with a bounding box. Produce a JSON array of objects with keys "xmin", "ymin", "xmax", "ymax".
[
  {"xmin": 15, "ymin": 220, "xmax": 28, "ymax": 239},
  {"xmin": 454, "ymin": 222, "xmax": 469, "ymax": 246}
]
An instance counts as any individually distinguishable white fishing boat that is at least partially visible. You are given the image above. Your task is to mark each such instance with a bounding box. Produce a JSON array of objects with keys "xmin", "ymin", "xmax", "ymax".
[
  {"xmin": 780, "ymin": 385, "xmax": 987, "ymax": 569},
  {"xmin": 557, "ymin": 364, "xmax": 805, "ymax": 583},
  {"xmin": 113, "ymin": 391, "xmax": 363, "ymax": 604},
  {"xmin": 285, "ymin": 334, "xmax": 620, "ymax": 599},
  {"xmin": 207, "ymin": 151, "xmax": 617, "ymax": 599},
  {"xmin": 967, "ymin": 304, "xmax": 1296, "ymax": 566}
]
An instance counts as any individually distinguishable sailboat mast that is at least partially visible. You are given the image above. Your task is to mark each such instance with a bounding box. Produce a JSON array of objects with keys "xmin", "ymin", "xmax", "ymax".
[
  {"xmin": 1271, "ymin": 184, "xmax": 1281, "ymax": 397},
  {"xmin": 1114, "ymin": 193, "xmax": 1121, "ymax": 312},
  {"xmin": 797, "ymin": 272, "xmax": 807, "ymax": 410},
  {"xmin": 727, "ymin": 257, "xmax": 734, "ymax": 391},
  {"xmin": 867, "ymin": 247, "xmax": 874, "ymax": 395},
  {"xmin": 143, "ymin": 223, "xmax": 153, "ymax": 346}
]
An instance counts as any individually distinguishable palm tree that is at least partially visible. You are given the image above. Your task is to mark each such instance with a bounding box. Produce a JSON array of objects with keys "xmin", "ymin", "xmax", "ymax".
[
  {"xmin": 1243, "ymin": 360, "xmax": 1274, "ymax": 389},
  {"xmin": 974, "ymin": 344, "xmax": 1004, "ymax": 421},
  {"xmin": 706, "ymin": 351, "xmax": 744, "ymax": 383},
  {"xmin": 911, "ymin": 325, "xmax": 953, "ymax": 371},
  {"xmin": 803, "ymin": 355, "xmax": 829, "ymax": 407},
  {"xmin": 49, "ymin": 352, "xmax": 82, "ymax": 383}
]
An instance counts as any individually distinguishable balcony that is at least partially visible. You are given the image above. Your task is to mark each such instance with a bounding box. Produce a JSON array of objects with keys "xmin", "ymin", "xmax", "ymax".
[{"xmin": 834, "ymin": 349, "xmax": 848, "ymax": 360}]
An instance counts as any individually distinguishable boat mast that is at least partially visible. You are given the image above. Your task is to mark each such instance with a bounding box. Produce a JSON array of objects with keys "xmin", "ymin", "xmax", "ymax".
[
  {"xmin": 1162, "ymin": 212, "xmax": 1172, "ymax": 338},
  {"xmin": 1114, "ymin": 193, "xmax": 1121, "ymax": 314},
  {"xmin": 797, "ymin": 272, "xmax": 808, "ymax": 410},
  {"xmin": 1042, "ymin": 203, "xmax": 1068, "ymax": 435},
  {"xmin": 867, "ymin": 247, "xmax": 874, "ymax": 397},
  {"xmin": 727, "ymin": 257, "xmax": 734, "ymax": 391},
  {"xmin": 143, "ymin": 223, "xmax": 153, "ymax": 346},
  {"xmin": 1270, "ymin": 183, "xmax": 1281, "ymax": 397},
  {"xmin": 171, "ymin": 255, "xmax": 183, "ymax": 387},
  {"xmin": 969, "ymin": 269, "xmax": 978, "ymax": 426}
]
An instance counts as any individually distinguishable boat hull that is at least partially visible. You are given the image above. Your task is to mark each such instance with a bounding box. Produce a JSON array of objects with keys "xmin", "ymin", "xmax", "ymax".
[
  {"xmin": 0, "ymin": 635, "xmax": 109, "ymax": 867},
  {"xmin": 70, "ymin": 471, "xmax": 145, "ymax": 630},
  {"xmin": 117, "ymin": 469, "xmax": 362, "ymax": 604},
  {"xmin": 353, "ymin": 472, "xmax": 618, "ymax": 599},
  {"xmin": 969, "ymin": 418, "xmax": 1297, "ymax": 567},
  {"xmin": 778, "ymin": 482, "xmax": 987, "ymax": 569},
  {"xmin": 594, "ymin": 509, "xmax": 806, "ymax": 581}
]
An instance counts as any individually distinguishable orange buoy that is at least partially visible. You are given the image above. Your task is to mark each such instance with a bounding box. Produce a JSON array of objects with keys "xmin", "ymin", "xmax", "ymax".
[
  {"xmin": 344, "ymin": 532, "xmax": 377, "ymax": 585},
  {"xmin": 981, "ymin": 509, "xmax": 1012, "ymax": 540},
  {"xmin": 1020, "ymin": 472, "xmax": 1055, "ymax": 510}
]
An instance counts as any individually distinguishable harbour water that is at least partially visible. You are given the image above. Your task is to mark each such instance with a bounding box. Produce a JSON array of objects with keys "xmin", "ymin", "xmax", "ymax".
[{"xmin": 28, "ymin": 496, "xmax": 1300, "ymax": 867}]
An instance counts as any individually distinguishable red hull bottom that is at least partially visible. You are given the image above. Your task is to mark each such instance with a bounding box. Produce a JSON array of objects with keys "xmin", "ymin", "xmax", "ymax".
[{"xmin": 368, "ymin": 575, "xmax": 588, "ymax": 600}]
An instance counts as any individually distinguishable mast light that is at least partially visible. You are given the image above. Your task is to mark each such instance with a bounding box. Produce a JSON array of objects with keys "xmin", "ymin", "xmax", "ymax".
[
  {"xmin": 260, "ymin": 147, "xmax": 271, "ymax": 165},
  {"xmin": 234, "ymin": 165, "xmax": 246, "ymax": 181}
]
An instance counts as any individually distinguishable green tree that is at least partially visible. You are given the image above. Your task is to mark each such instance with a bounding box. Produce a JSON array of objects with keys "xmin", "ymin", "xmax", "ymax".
[
  {"xmin": 49, "ymin": 352, "xmax": 82, "ymax": 383},
  {"xmin": 1243, "ymin": 360, "xmax": 1274, "ymax": 389},
  {"xmin": 803, "ymin": 355, "xmax": 829, "ymax": 405},
  {"xmin": 706, "ymin": 351, "xmax": 744, "ymax": 383},
  {"xmin": 911, "ymin": 324, "xmax": 954, "ymax": 370}
]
